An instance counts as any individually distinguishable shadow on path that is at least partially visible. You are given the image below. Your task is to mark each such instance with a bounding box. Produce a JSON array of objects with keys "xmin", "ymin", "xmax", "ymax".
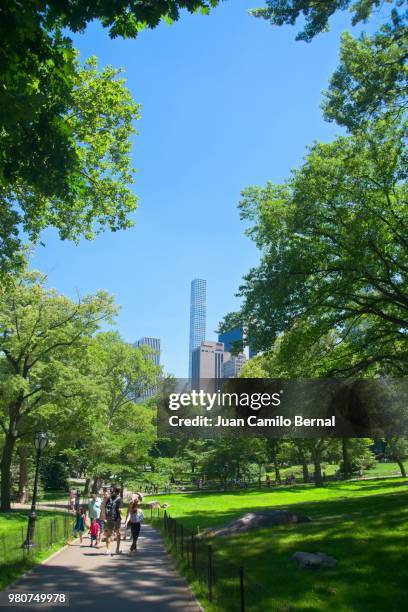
[{"xmin": 4, "ymin": 525, "xmax": 199, "ymax": 611}]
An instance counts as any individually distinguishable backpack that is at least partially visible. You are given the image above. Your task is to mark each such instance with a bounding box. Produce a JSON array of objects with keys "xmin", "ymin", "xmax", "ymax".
[{"xmin": 105, "ymin": 495, "xmax": 121, "ymax": 521}]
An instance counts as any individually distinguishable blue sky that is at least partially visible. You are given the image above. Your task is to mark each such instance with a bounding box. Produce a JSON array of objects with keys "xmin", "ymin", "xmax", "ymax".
[{"xmin": 31, "ymin": 1, "xmax": 381, "ymax": 376}]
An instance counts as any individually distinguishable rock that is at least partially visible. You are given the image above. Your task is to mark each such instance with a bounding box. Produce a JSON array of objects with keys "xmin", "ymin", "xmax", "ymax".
[
  {"xmin": 290, "ymin": 552, "xmax": 337, "ymax": 569},
  {"xmin": 200, "ymin": 510, "xmax": 311, "ymax": 537}
]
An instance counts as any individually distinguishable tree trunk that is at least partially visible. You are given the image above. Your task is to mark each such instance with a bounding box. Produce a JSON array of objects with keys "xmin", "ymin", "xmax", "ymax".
[
  {"xmin": 396, "ymin": 459, "xmax": 406, "ymax": 478},
  {"xmin": 84, "ymin": 477, "xmax": 92, "ymax": 496},
  {"xmin": 312, "ymin": 451, "xmax": 324, "ymax": 487},
  {"xmin": 273, "ymin": 457, "xmax": 281, "ymax": 484},
  {"xmin": 301, "ymin": 457, "xmax": 310, "ymax": 483},
  {"xmin": 342, "ymin": 438, "xmax": 352, "ymax": 478},
  {"xmin": 18, "ymin": 445, "xmax": 29, "ymax": 503},
  {"xmin": 91, "ymin": 477, "xmax": 101, "ymax": 494},
  {"xmin": 1, "ymin": 432, "xmax": 17, "ymax": 511}
]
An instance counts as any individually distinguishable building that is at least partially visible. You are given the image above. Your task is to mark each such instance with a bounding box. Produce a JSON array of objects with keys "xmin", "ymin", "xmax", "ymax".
[
  {"xmin": 218, "ymin": 326, "xmax": 257, "ymax": 359},
  {"xmin": 218, "ymin": 327, "xmax": 244, "ymax": 354},
  {"xmin": 188, "ymin": 279, "xmax": 206, "ymax": 378},
  {"xmin": 134, "ymin": 337, "xmax": 161, "ymax": 366},
  {"xmin": 191, "ymin": 341, "xmax": 224, "ymax": 390},
  {"xmin": 134, "ymin": 337, "xmax": 161, "ymax": 400},
  {"xmin": 222, "ymin": 353, "xmax": 247, "ymax": 378}
]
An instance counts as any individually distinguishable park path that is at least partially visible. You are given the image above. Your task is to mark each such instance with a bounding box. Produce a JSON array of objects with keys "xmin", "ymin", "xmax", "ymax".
[{"xmin": 4, "ymin": 524, "xmax": 200, "ymax": 611}]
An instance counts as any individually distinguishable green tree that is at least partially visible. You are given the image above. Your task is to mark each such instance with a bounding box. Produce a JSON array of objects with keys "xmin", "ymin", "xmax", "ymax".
[
  {"xmin": 322, "ymin": 20, "xmax": 408, "ymax": 132},
  {"xmin": 236, "ymin": 120, "xmax": 407, "ymax": 374},
  {"xmin": 338, "ymin": 438, "xmax": 376, "ymax": 475},
  {"xmin": 292, "ymin": 440, "xmax": 312, "ymax": 483},
  {"xmin": 182, "ymin": 439, "xmax": 212, "ymax": 474},
  {"xmin": 385, "ymin": 436, "xmax": 408, "ymax": 477},
  {"xmin": 201, "ymin": 438, "xmax": 256, "ymax": 485},
  {"xmin": 62, "ymin": 332, "xmax": 160, "ymax": 490},
  {"xmin": 0, "ymin": 267, "xmax": 116, "ymax": 510},
  {"xmin": 88, "ymin": 332, "xmax": 161, "ymax": 426},
  {"xmin": 250, "ymin": 1, "xmax": 404, "ymax": 42},
  {"xmin": 1, "ymin": 56, "xmax": 139, "ymax": 275}
]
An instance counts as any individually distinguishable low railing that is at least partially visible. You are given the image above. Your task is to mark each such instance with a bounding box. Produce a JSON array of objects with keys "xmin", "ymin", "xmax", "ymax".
[
  {"xmin": 0, "ymin": 513, "xmax": 72, "ymax": 567},
  {"xmin": 149, "ymin": 507, "xmax": 288, "ymax": 612}
]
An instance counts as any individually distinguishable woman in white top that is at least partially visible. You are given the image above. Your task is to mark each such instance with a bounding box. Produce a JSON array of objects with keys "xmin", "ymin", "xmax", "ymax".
[{"xmin": 125, "ymin": 499, "xmax": 144, "ymax": 554}]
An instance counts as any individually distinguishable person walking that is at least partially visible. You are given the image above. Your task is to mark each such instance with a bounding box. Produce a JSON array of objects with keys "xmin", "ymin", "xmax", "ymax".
[
  {"xmin": 88, "ymin": 493, "xmax": 101, "ymax": 523},
  {"xmin": 74, "ymin": 490, "xmax": 81, "ymax": 511},
  {"xmin": 104, "ymin": 486, "xmax": 123, "ymax": 555},
  {"xmin": 69, "ymin": 490, "xmax": 75, "ymax": 512},
  {"xmin": 73, "ymin": 507, "xmax": 85, "ymax": 544},
  {"xmin": 97, "ymin": 490, "xmax": 109, "ymax": 545},
  {"xmin": 89, "ymin": 518, "xmax": 100, "ymax": 547},
  {"xmin": 126, "ymin": 499, "xmax": 144, "ymax": 555}
]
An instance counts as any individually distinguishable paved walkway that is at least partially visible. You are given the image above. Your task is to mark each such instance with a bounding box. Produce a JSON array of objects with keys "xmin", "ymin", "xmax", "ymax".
[{"xmin": 4, "ymin": 525, "xmax": 200, "ymax": 611}]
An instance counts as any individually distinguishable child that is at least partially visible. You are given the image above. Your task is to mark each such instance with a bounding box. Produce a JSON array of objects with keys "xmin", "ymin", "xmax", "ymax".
[
  {"xmin": 73, "ymin": 507, "xmax": 85, "ymax": 544},
  {"xmin": 89, "ymin": 518, "xmax": 100, "ymax": 547}
]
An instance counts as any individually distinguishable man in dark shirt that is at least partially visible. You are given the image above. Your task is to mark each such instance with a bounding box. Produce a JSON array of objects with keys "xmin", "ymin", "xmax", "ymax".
[{"xmin": 104, "ymin": 486, "xmax": 122, "ymax": 555}]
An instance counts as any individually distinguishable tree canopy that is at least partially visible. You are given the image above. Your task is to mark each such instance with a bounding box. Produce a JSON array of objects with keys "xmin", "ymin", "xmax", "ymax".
[
  {"xmin": 0, "ymin": 266, "xmax": 117, "ymax": 509},
  {"xmin": 322, "ymin": 17, "xmax": 408, "ymax": 131},
  {"xmin": 1, "ymin": 56, "xmax": 140, "ymax": 275},
  {"xmin": 235, "ymin": 119, "xmax": 407, "ymax": 374},
  {"xmin": 250, "ymin": 1, "xmax": 405, "ymax": 42}
]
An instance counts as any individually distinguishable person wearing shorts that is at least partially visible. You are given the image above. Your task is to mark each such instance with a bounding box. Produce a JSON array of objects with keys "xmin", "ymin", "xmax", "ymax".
[{"xmin": 105, "ymin": 487, "xmax": 122, "ymax": 555}]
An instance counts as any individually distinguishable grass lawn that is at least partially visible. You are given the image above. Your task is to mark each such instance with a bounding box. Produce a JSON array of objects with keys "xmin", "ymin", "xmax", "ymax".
[
  {"xmin": 151, "ymin": 478, "xmax": 408, "ymax": 611},
  {"xmin": 0, "ymin": 510, "xmax": 72, "ymax": 590}
]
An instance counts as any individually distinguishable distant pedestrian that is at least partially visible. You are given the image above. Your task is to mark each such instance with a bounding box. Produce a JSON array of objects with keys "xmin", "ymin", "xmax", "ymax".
[
  {"xmin": 89, "ymin": 518, "xmax": 99, "ymax": 547},
  {"xmin": 74, "ymin": 508, "xmax": 85, "ymax": 544},
  {"xmin": 74, "ymin": 490, "xmax": 81, "ymax": 511},
  {"xmin": 69, "ymin": 490, "xmax": 75, "ymax": 512},
  {"xmin": 126, "ymin": 499, "xmax": 144, "ymax": 555}
]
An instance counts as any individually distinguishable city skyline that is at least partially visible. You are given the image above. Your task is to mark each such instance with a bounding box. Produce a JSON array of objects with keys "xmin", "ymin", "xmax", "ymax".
[{"xmin": 31, "ymin": 1, "xmax": 359, "ymax": 377}]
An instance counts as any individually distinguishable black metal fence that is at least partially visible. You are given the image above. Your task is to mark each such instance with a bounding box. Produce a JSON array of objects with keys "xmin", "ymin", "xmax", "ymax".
[
  {"xmin": 0, "ymin": 514, "xmax": 72, "ymax": 567},
  {"xmin": 149, "ymin": 507, "xmax": 289, "ymax": 612}
]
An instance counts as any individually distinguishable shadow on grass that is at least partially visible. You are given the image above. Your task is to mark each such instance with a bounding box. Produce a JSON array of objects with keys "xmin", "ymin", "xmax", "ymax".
[{"xmin": 158, "ymin": 487, "xmax": 408, "ymax": 611}]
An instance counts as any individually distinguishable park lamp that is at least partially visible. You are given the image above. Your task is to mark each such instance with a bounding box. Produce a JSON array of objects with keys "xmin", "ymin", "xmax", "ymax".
[
  {"xmin": 22, "ymin": 432, "xmax": 49, "ymax": 548},
  {"xmin": 35, "ymin": 432, "xmax": 49, "ymax": 452}
]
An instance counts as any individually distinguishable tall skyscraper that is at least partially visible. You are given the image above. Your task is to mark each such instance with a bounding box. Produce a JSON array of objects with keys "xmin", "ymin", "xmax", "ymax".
[
  {"xmin": 135, "ymin": 337, "xmax": 161, "ymax": 366},
  {"xmin": 189, "ymin": 279, "xmax": 206, "ymax": 378}
]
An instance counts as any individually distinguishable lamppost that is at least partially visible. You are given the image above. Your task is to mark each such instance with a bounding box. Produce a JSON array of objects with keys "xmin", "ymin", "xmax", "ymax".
[{"xmin": 23, "ymin": 432, "xmax": 48, "ymax": 548}]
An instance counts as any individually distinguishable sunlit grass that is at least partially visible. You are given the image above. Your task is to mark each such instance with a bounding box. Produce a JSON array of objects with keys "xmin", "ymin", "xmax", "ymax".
[{"xmin": 151, "ymin": 478, "xmax": 408, "ymax": 611}]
